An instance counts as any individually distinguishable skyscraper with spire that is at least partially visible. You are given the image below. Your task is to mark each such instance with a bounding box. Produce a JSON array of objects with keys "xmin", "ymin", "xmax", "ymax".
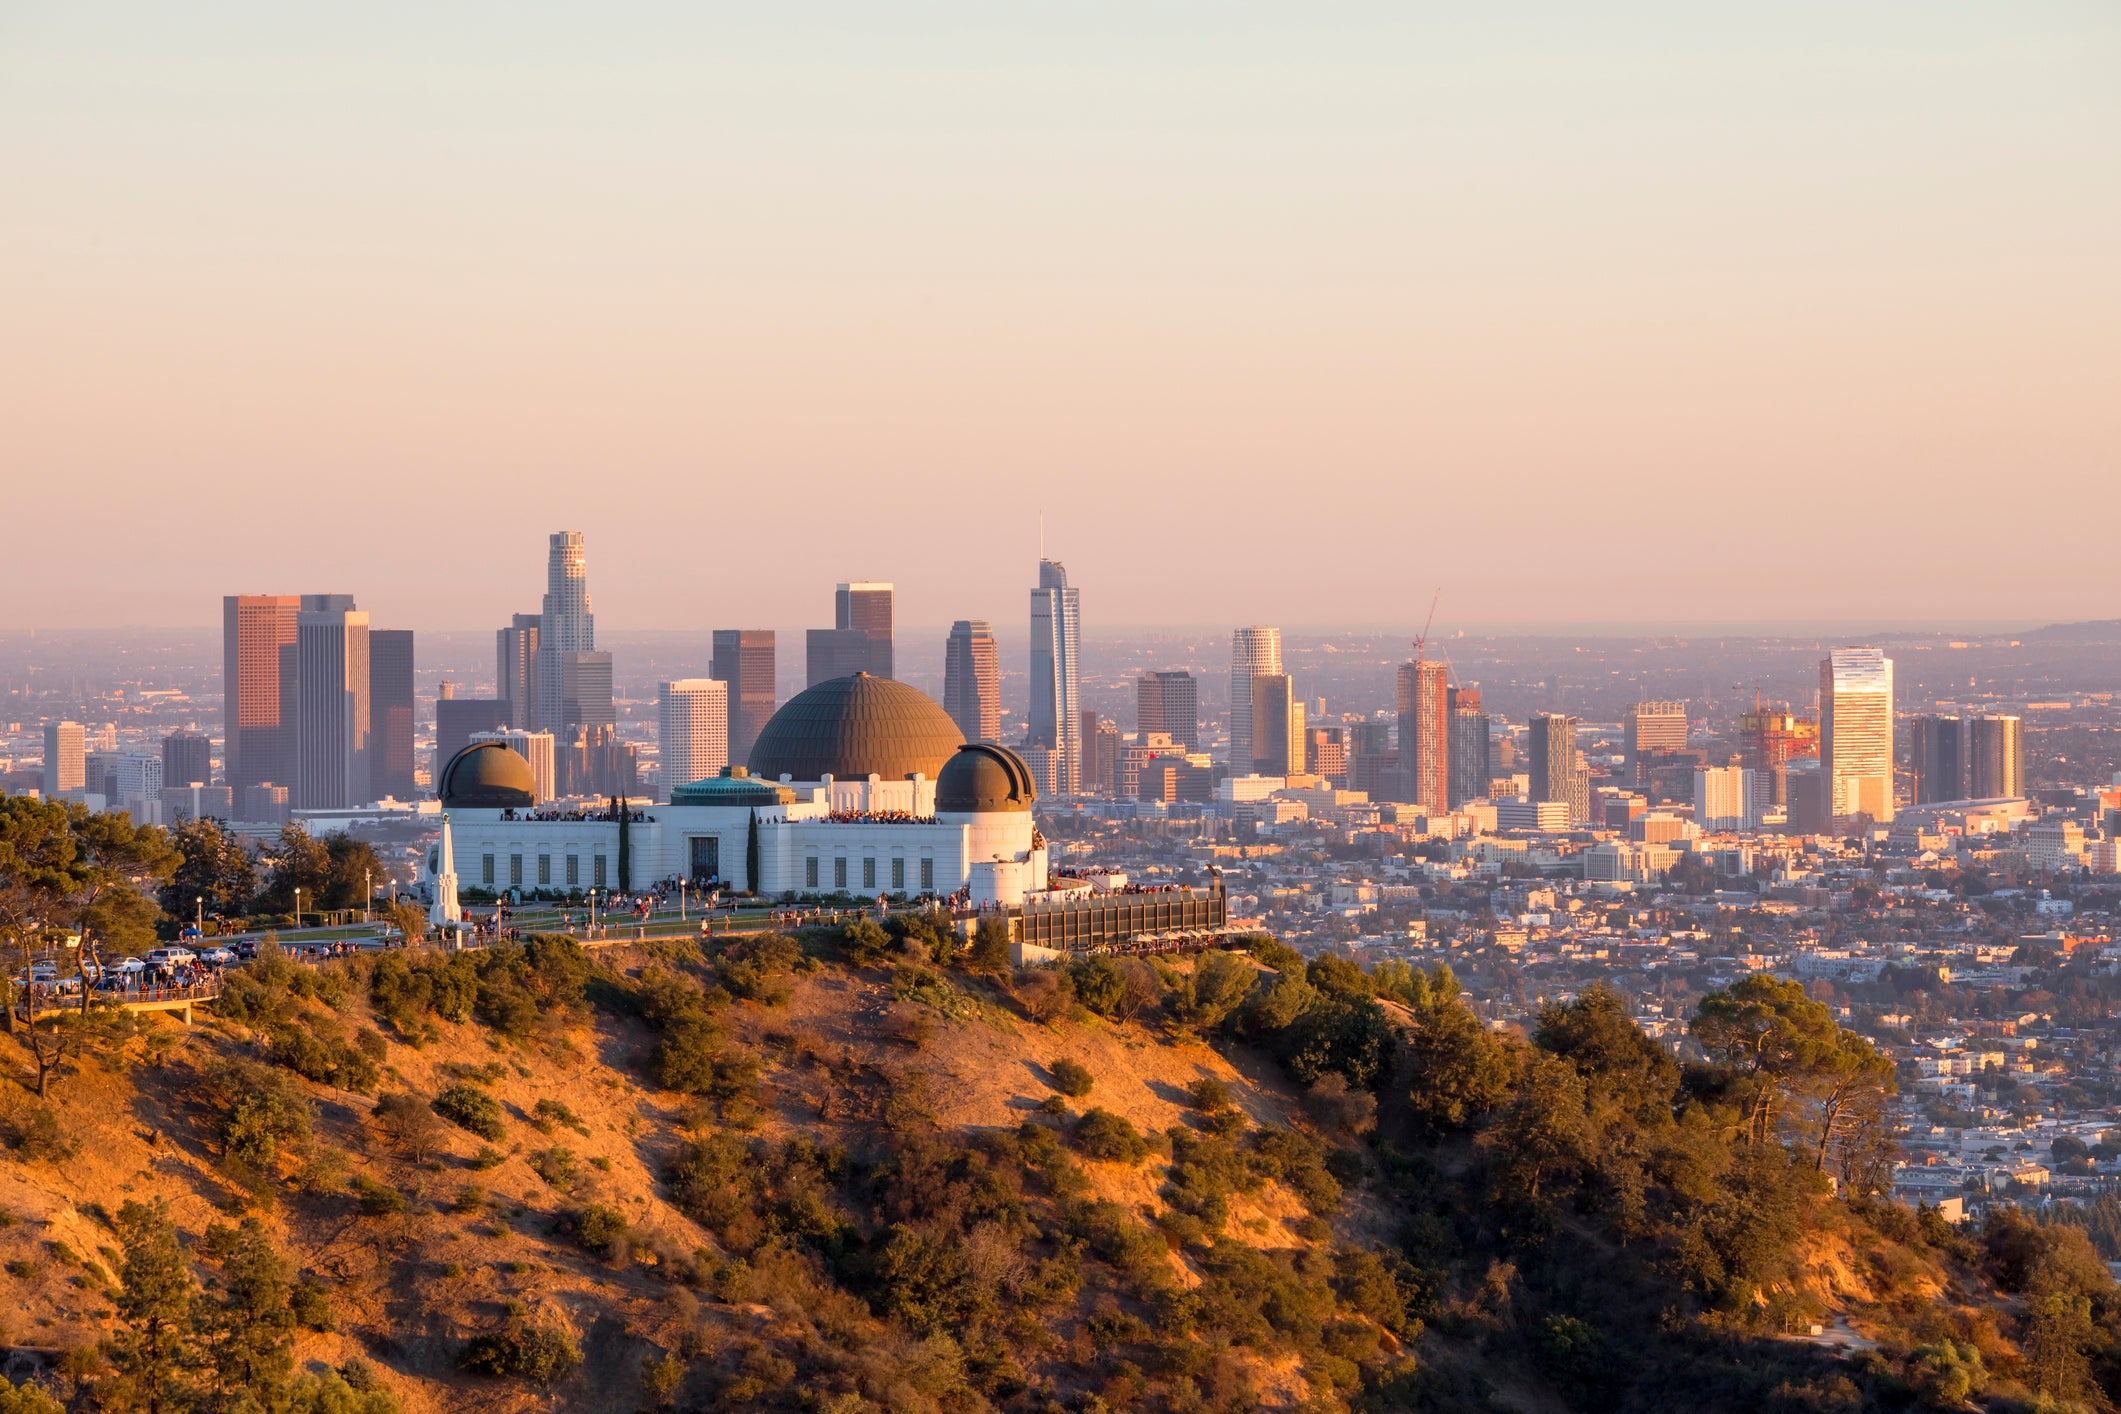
[{"xmin": 1029, "ymin": 560, "xmax": 1081, "ymax": 795}]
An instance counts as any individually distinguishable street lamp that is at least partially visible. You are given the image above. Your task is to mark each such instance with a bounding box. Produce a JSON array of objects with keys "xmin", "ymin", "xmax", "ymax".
[
  {"xmin": 364, "ymin": 868, "xmax": 372, "ymax": 925},
  {"xmin": 196, "ymin": 897, "xmax": 204, "ymax": 936},
  {"xmin": 588, "ymin": 889, "xmax": 598, "ymax": 939},
  {"xmin": 292, "ymin": 887, "xmax": 303, "ymax": 932},
  {"xmin": 679, "ymin": 879, "xmax": 687, "ymax": 923}
]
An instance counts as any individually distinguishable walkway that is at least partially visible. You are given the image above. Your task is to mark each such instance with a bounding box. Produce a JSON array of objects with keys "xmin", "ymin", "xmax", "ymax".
[{"xmin": 15, "ymin": 977, "xmax": 224, "ymax": 1025}]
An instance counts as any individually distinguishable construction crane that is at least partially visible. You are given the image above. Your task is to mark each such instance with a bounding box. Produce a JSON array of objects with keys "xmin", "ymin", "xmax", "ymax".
[{"xmin": 1413, "ymin": 588, "xmax": 1442, "ymax": 666}]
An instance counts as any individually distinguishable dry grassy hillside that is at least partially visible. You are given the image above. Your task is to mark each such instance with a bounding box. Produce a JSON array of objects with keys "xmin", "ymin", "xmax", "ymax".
[{"xmin": 0, "ymin": 932, "xmax": 1394, "ymax": 1413}]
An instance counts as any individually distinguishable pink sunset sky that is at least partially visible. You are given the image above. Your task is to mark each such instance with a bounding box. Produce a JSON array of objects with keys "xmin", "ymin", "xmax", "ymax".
[{"xmin": 2, "ymin": 2, "xmax": 2116, "ymax": 634}]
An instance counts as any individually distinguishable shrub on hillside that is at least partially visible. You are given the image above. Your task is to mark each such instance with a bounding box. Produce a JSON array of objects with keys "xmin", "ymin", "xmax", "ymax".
[
  {"xmin": 1012, "ymin": 966, "xmax": 1074, "ymax": 1023},
  {"xmin": 1072, "ymin": 1108, "xmax": 1150, "ymax": 1165},
  {"xmin": 430, "ymin": 1083, "xmax": 505, "ymax": 1142},
  {"xmin": 840, "ymin": 917, "xmax": 894, "ymax": 966},
  {"xmin": 372, "ymin": 1093, "xmax": 445, "ymax": 1160},
  {"xmin": 712, "ymin": 932, "xmax": 805, "ymax": 1004},
  {"xmin": 573, "ymin": 1204, "xmax": 630, "ymax": 1257},
  {"xmin": 529, "ymin": 1147, "xmax": 579, "ymax": 1193},
  {"xmin": 203, "ymin": 1058, "xmax": 314, "ymax": 1173},
  {"xmin": 1188, "ymin": 1077, "xmax": 1232, "ymax": 1112},
  {"xmin": 1048, "ymin": 1058, "xmax": 1094, "ymax": 1098},
  {"xmin": 531, "ymin": 1099, "xmax": 584, "ymax": 1134},
  {"xmin": 459, "ymin": 1323, "xmax": 582, "ymax": 1385}
]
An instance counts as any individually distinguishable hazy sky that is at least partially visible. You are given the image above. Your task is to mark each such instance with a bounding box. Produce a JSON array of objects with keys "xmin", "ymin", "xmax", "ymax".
[{"xmin": 4, "ymin": 2, "xmax": 2116, "ymax": 634}]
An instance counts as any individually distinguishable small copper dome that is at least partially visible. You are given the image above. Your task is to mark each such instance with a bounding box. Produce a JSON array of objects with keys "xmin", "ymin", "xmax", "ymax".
[
  {"xmin": 438, "ymin": 741, "xmax": 537, "ymax": 808},
  {"xmin": 936, "ymin": 743, "xmax": 1038, "ymax": 813}
]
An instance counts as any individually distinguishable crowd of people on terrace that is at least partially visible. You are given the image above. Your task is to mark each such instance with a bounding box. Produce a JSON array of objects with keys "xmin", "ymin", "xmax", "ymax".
[{"xmin": 496, "ymin": 806, "xmax": 654, "ymax": 823}]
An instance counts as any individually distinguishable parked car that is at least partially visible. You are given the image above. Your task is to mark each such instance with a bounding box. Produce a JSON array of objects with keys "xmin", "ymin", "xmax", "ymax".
[
  {"xmin": 234, "ymin": 941, "xmax": 260, "ymax": 961},
  {"xmin": 144, "ymin": 947, "xmax": 197, "ymax": 968},
  {"xmin": 199, "ymin": 947, "xmax": 235, "ymax": 966},
  {"xmin": 114, "ymin": 957, "xmax": 147, "ymax": 975},
  {"xmin": 12, "ymin": 963, "xmax": 58, "ymax": 986}
]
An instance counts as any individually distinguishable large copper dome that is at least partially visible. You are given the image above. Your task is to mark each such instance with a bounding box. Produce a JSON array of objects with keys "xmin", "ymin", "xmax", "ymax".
[
  {"xmin": 438, "ymin": 741, "xmax": 537, "ymax": 808},
  {"xmin": 747, "ymin": 673, "xmax": 965, "ymax": 783}
]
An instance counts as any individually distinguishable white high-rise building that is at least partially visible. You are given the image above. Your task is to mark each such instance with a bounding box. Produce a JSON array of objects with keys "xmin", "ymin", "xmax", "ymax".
[
  {"xmin": 469, "ymin": 729, "xmax": 556, "ymax": 803},
  {"xmin": 294, "ymin": 595, "xmax": 371, "ymax": 810},
  {"xmin": 1228, "ymin": 627, "xmax": 1283, "ymax": 774},
  {"xmin": 658, "ymin": 679, "xmax": 730, "ymax": 802},
  {"xmin": 1693, "ymin": 765, "xmax": 1756, "ymax": 833},
  {"xmin": 114, "ymin": 752, "xmax": 166, "ymax": 815},
  {"xmin": 1029, "ymin": 561, "xmax": 1081, "ymax": 795},
  {"xmin": 1821, "ymin": 647, "xmax": 1895, "ymax": 825},
  {"xmin": 535, "ymin": 531, "xmax": 596, "ymax": 735}
]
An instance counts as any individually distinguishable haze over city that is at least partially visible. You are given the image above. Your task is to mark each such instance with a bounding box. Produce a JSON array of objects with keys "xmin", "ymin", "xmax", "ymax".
[{"xmin": 5, "ymin": 2, "xmax": 2118, "ymax": 631}]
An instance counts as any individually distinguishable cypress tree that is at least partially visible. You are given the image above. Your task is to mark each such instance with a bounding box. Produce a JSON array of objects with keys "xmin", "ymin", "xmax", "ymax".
[
  {"xmin": 745, "ymin": 809, "xmax": 760, "ymax": 896},
  {"xmin": 616, "ymin": 795, "xmax": 632, "ymax": 892}
]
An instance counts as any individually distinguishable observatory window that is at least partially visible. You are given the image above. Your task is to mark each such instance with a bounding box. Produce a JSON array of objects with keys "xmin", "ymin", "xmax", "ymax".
[
  {"xmin": 510, "ymin": 855, "xmax": 523, "ymax": 888},
  {"xmin": 891, "ymin": 857, "xmax": 905, "ymax": 891},
  {"xmin": 920, "ymin": 857, "xmax": 934, "ymax": 891},
  {"xmin": 862, "ymin": 858, "xmax": 876, "ymax": 890},
  {"xmin": 594, "ymin": 854, "xmax": 608, "ymax": 887},
  {"xmin": 482, "ymin": 854, "xmax": 494, "ymax": 886},
  {"xmin": 567, "ymin": 854, "xmax": 579, "ymax": 887},
  {"xmin": 805, "ymin": 856, "xmax": 819, "ymax": 889},
  {"xmin": 538, "ymin": 854, "xmax": 551, "ymax": 887},
  {"xmin": 834, "ymin": 857, "xmax": 847, "ymax": 889}
]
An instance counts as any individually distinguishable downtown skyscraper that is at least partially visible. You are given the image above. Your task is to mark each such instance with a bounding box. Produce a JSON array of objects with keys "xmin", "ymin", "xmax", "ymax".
[
  {"xmin": 1227, "ymin": 627, "xmax": 1282, "ymax": 775},
  {"xmin": 1820, "ymin": 647, "xmax": 1895, "ymax": 824},
  {"xmin": 711, "ymin": 629, "xmax": 777, "ymax": 765},
  {"xmin": 222, "ymin": 594, "xmax": 301, "ymax": 794},
  {"xmin": 942, "ymin": 619, "xmax": 1001, "ymax": 743},
  {"xmin": 1528, "ymin": 713, "xmax": 1584, "ymax": 823},
  {"xmin": 658, "ymin": 679, "xmax": 729, "ymax": 801},
  {"xmin": 1136, "ymin": 671, "xmax": 1199, "ymax": 751},
  {"xmin": 806, "ymin": 583, "xmax": 894, "ymax": 685},
  {"xmin": 1396, "ymin": 657, "xmax": 1449, "ymax": 814},
  {"xmin": 294, "ymin": 594, "xmax": 370, "ymax": 809},
  {"xmin": 369, "ymin": 628, "xmax": 416, "ymax": 801},
  {"xmin": 1029, "ymin": 561, "xmax": 1081, "ymax": 795},
  {"xmin": 535, "ymin": 532, "xmax": 602, "ymax": 735}
]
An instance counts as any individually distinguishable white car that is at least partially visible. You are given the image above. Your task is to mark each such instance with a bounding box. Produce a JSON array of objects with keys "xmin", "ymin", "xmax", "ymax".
[
  {"xmin": 144, "ymin": 947, "xmax": 197, "ymax": 968},
  {"xmin": 115, "ymin": 957, "xmax": 147, "ymax": 975},
  {"xmin": 198, "ymin": 947, "xmax": 235, "ymax": 966}
]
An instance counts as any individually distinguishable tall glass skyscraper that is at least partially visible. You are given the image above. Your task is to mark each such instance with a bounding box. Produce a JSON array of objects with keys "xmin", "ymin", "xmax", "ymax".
[
  {"xmin": 294, "ymin": 594, "xmax": 370, "ymax": 810},
  {"xmin": 943, "ymin": 619, "xmax": 1001, "ymax": 743},
  {"xmin": 1227, "ymin": 627, "xmax": 1282, "ymax": 774},
  {"xmin": 1820, "ymin": 647, "xmax": 1895, "ymax": 824},
  {"xmin": 1030, "ymin": 561, "xmax": 1081, "ymax": 794}
]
